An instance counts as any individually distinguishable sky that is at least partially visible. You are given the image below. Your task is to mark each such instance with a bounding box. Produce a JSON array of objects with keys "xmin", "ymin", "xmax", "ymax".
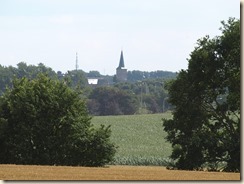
[{"xmin": 0, "ymin": 0, "xmax": 240, "ymax": 75}]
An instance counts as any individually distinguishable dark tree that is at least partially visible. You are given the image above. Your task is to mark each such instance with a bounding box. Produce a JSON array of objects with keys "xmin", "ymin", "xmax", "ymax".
[
  {"xmin": 163, "ymin": 18, "xmax": 240, "ymax": 172},
  {"xmin": 88, "ymin": 86, "xmax": 139, "ymax": 115},
  {"xmin": 0, "ymin": 62, "xmax": 57, "ymax": 95},
  {"xmin": 0, "ymin": 74, "xmax": 116, "ymax": 166}
]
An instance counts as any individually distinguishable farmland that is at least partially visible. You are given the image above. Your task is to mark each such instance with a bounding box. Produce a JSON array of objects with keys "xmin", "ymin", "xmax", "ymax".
[
  {"xmin": 0, "ymin": 112, "xmax": 240, "ymax": 181},
  {"xmin": 0, "ymin": 164, "xmax": 240, "ymax": 180},
  {"xmin": 91, "ymin": 112, "xmax": 173, "ymax": 166}
]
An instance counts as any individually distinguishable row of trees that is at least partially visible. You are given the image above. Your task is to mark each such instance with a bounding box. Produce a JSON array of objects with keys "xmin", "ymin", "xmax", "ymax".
[
  {"xmin": 0, "ymin": 62, "xmax": 56, "ymax": 95},
  {"xmin": 87, "ymin": 79, "xmax": 172, "ymax": 116},
  {"xmin": 0, "ymin": 63, "xmax": 175, "ymax": 115},
  {"xmin": 127, "ymin": 70, "xmax": 177, "ymax": 82},
  {"xmin": 163, "ymin": 18, "xmax": 240, "ymax": 172},
  {"xmin": 0, "ymin": 62, "xmax": 177, "ymax": 95}
]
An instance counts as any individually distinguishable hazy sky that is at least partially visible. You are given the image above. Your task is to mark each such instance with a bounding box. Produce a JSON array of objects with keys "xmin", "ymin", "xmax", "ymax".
[{"xmin": 0, "ymin": 0, "xmax": 240, "ymax": 75}]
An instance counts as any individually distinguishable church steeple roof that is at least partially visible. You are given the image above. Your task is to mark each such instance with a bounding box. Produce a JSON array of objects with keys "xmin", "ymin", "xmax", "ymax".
[{"xmin": 117, "ymin": 50, "xmax": 125, "ymax": 69}]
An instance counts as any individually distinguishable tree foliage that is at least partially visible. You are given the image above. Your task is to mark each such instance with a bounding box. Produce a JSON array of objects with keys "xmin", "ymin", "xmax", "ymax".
[
  {"xmin": 0, "ymin": 74, "xmax": 116, "ymax": 166},
  {"xmin": 127, "ymin": 70, "xmax": 177, "ymax": 82},
  {"xmin": 163, "ymin": 18, "xmax": 240, "ymax": 172},
  {"xmin": 0, "ymin": 62, "xmax": 177, "ymax": 115},
  {"xmin": 87, "ymin": 86, "xmax": 139, "ymax": 115},
  {"xmin": 114, "ymin": 79, "xmax": 172, "ymax": 114},
  {"xmin": 0, "ymin": 62, "xmax": 57, "ymax": 95}
]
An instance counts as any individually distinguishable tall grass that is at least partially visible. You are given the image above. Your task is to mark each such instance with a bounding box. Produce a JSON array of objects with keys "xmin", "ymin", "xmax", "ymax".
[{"xmin": 91, "ymin": 112, "xmax": 173, "ymax": 166}]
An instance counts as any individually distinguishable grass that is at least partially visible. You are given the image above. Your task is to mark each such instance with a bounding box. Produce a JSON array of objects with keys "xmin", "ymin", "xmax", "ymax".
[{"xmin": 91, "ymin": 112, "xmax": 173, "ymax": 166}]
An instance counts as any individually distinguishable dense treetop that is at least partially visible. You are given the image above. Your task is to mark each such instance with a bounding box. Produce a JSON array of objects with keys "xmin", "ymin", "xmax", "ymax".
[
  {"xmin": 163, "ymin": 18, "xmax": 240, "ymax": 172},
  {"xmin": 0, "ymin": 74, "xmax": 116, "ymax": 166}
]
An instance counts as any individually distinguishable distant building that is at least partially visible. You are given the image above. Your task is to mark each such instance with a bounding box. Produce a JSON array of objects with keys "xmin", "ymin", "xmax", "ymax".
[
  {"xmin": 87, "ymin": 77, "xmax": 109, "ymax": 87},
  {"xmin": 87, "ymin": 78, "xmax": 99, "ymax": 85},
  {"xmin": 116, "ymin": 51, "xmax": 127, "ymax": 82}
]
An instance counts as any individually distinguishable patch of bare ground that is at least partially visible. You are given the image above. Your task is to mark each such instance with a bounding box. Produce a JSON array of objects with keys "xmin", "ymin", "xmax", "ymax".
[{"xmin": 0, "ymin": 164, "xmax": 240, "ymax": 180}]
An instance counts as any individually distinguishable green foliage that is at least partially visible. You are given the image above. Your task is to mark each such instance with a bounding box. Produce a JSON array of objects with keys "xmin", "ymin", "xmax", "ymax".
[
  {"xmin": 88, "ymin": 86, "xmax": 139, "ymax": 115},
  {"xmin": 86, "ymin": 71, "xmax": 102, "ymax": 78},
  {"xmin": 0, "ymin": 62, "xmax": 56, "ymax": 95},
  {"xmin": 163, "ymin": 18, "xmax": 240, "ymax": 172},
  {"xmin": 127, "ymin": 70, "xmax": 177, "ymax": 82},
  {"xmin": 0, "ymin": 62, "xmax": 90, "ymax": 95},
  {"xmin": 16, "ymin": 62, "xmax": 56, "ymax": 79},
  {"xmin": 61, "ymin": 70, "xmax": 88, "ymax": 90},
  {"xmin": 114, "ymin": 79, "xmax": 172, "ymax": 114},
  {"xmin": 0, "ymin": 65, "xmax": 14, "ymax": 95},
  {"xmin": 0, "ymin": 74, "xmax": 116, "ymax": 166},
  {"xmin": 0, "ymin": 62, "xmax": 176, "ymax": 115}
]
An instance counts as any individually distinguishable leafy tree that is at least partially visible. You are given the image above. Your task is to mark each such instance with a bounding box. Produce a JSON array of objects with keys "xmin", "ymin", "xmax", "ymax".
[
  {"xmin": 0, "ymin": 74, "xmax": 116, "ymax": 166},
  {"xmin": 88, "ymin": 86, "xmax": 139, "ymax": 115},
  {"xmin": 163, "ymin": 18, "xmax": 240, "ymax": 172},
  {"xmin": 86, "ymin": 71, "xmax": 102, "ymax": 78},
  {"xmin": 114, "ymin": 79, "xmax": 172, "ymax": 113},
  {"xmin": 0, "ymin": 62, "xmax": 57, "ymax": 95},
  {"xmin": 142, "ymin": 94, "xmax": 161, "ymax": 113},
  {"xmin": 0, "ymin": 65, "xmax": 15, "ymax": 95},
  {"xmin": 63, "ymin": 70, "xmax": 88, "ymax": 90},
  {"xmin": 16, "ymin": 62, "xmax": 56, "ymax": 79}
]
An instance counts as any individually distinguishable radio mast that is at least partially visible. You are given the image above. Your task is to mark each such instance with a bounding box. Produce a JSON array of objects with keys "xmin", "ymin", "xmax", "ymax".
[{"xmin": 75, "ymin": 52, "xmax": 79, "ymax": 71}]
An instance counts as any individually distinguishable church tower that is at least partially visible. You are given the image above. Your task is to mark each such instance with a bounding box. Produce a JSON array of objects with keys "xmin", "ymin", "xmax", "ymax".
[{"xmin": 116, "ymin": 50, "xmax": 127, "ymax": 82}]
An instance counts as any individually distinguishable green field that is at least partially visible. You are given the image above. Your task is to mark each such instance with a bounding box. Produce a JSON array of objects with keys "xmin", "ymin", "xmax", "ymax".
[{"xmin": 91, "ymin": 112, "xmax": 173, "ymax": 166}]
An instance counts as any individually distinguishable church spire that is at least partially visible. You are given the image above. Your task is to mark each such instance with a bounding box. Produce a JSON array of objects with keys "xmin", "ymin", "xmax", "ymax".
[
  {"xmin": 117, "ymin": 50, "xmax": 125, "ymax": 69},
  {"xmin": 116, "ymin": 50, "xmax": 127, "ymax": 82}
]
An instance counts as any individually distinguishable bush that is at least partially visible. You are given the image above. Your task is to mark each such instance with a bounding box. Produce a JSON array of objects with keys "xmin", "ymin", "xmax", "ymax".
[{"xmin": 0, "ymin": 74, "xmax": 116, "ymax": 166}]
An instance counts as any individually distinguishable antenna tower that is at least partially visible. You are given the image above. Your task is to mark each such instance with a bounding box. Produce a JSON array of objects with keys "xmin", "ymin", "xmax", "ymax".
[{"xmin": 75, "ymin": 52, "xmax": 79, "ymax": 71}]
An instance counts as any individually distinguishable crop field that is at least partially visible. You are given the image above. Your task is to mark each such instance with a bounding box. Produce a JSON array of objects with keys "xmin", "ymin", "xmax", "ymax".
[
  {"xmin": 0, "ymin": 112, "xmax": 240, "ymax": 181},
  {"xmin": 0, "ymin": 164, "xmax": 240, "ymax": 180},
  {"xmin": 91, "ymin": 112, "xmax": 173, "ymax": 166}
]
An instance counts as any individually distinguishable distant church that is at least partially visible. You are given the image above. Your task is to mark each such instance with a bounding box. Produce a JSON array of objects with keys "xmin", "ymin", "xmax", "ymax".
[{"xmin": 116, "ymin": 51, "xmax": 127, "ymax": 82}]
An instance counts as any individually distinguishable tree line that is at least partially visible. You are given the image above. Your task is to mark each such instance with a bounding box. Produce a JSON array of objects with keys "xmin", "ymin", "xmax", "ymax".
[{"xmin": 0, "ymin": 64, "xmax": 176, "ymax": 115}]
